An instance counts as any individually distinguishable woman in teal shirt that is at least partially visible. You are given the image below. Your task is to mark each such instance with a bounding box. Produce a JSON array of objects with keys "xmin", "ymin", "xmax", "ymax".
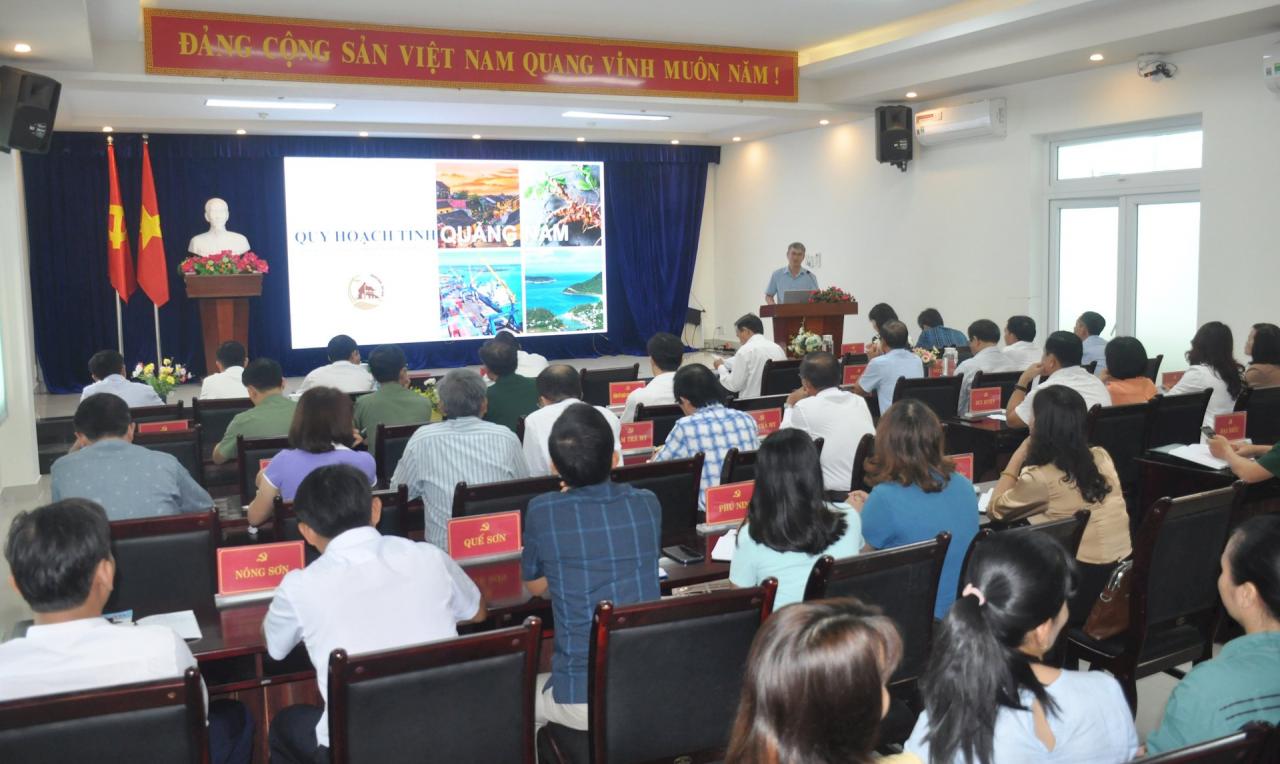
[
  {"xmin": 1146, "ymin": 515, "xmax": 1280, "ymax": 753},
  {"xmin": 729, "ymin": 429, "xmax": 862, "ymax": 607}
]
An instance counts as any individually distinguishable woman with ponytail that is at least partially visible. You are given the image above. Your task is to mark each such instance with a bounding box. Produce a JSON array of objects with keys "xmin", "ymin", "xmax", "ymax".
[{"xmin": 906, "ymin": 533, "xmax": 1138, "ymax": 763}]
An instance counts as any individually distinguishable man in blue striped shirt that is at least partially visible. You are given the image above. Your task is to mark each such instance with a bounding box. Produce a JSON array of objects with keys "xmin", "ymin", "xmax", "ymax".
[
  {"xmin": 915, "ymin": 308, "xmax": 968, "ymax": 350},
  {"xmin": 523, "ymin": 404, "xmax": 661, "ymax": 731}
]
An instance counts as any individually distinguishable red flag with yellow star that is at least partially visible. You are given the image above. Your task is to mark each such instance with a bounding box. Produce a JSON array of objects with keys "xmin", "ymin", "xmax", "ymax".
[
  {"xmin": 106, "ymin": 138, "xmax": 135, "ymax": 301},
  {"xmin": 137, "ymin": 139, "xmax": 169, "ymax": 306}
]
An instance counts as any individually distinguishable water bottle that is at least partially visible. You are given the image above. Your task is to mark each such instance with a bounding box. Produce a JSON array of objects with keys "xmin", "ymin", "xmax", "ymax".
[{"xmin": 943, "ymin": 347, "xmax": 958, "ymax": 376}]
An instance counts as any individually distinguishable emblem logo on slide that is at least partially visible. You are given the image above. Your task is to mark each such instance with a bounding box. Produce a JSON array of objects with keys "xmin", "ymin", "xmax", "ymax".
[{"xmin": 348, "ymin": 274, "xmax": 385, "ymax": 310}]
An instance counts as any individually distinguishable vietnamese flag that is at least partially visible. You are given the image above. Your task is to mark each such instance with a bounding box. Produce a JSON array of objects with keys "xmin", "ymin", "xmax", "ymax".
[
  {"xmin": 137, "ymin": 139, "xmax": 169, "ymax": 306},
  {"xmin": 106, "ymin": 138, "xmax": 136, "ymax": 301}
]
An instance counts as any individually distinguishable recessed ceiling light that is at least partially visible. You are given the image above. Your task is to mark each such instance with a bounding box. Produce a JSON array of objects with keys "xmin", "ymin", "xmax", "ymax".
[
  {"xmin": 819, "ymin": 119, "xmax": 830, "ymax": 126},
  {"xmin": 732, "ymin": 136, "xmax": 742, "ymax": 142},
  {"xmin": 205, "ymin": 98, "xmax": 336, "ymax": 111},
  {"xmin": 235, "ymin": 129, "xmax": 247, "ymax": 135},
  {"xmin": 13, "ymin": 43, "xmax": 32, "ymax": 54},
  {"xmin": 101, "ymin": 126, "xmax": 113, "ymax": 133},
  {"xmin": 670, "ymin": 139, "xmax": 680, "ymax": 145},
  {"xmin": 1090, "ymin": 53, "xmax": 1105, "ymax": 62},
  {"xmin": 358, "ymin": 131, "xmax": 369, "ymax": 137},
  {"xmin": 563, "ymin": 110, "xmax": 670, "ymax": 121},
  {"xmin": 576, "ymin": 136, "xmax": 586, "ymax": 142},
  {"xmin": 471, "ymin": 134, "xmax": 482, "ymax": 140},
  {"xmin": 905, "ymin": 91, "xmax": 918, "ymax": 99}
]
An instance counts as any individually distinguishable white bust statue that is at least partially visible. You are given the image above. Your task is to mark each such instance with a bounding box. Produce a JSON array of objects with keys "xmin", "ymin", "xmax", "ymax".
[{"xmin": 188, "ymin": 197, "xmax": 251, "ymax": 255}]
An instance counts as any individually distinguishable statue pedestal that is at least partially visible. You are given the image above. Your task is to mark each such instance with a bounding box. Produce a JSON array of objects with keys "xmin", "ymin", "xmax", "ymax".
[{"xmin": 184, "ymin": 274, "xmax": 263, "ymax": 374}]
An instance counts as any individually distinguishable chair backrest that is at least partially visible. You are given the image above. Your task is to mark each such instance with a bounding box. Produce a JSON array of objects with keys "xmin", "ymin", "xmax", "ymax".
[
  {"xmin": 841, "ymin": 352, "xmax": 870, "ymax": 368},
  {"xmin": 104, "ymin": 510, "xmax": 218, "ymax": 619},
  {"xmin": 962, "ymin": 512, "xmax": 1091, "ymax": 598},
  {"xmin": 805, "ymin": 533, "xmax": 951, "ymax": 685},
  {"xmin": 955, "ymin": 346, "xmax": 974, "ymax": 363},
  {"xmin": 720, "ymin": 447, "xmax": 756, "ymax": 485},
  {"xmin": 349, "ymin": 390, "xmax": 374, "ymax": 404},
  {"xmin": 634, "ymin": 403, "xmax": 684, "ymax": 446},
  {"xmin": 129, "ymin": 402, "xmax": 185, "ymax": 424},
  {"xmin": 580, "ymin": 364, "xmax": 640, "ymax": 407},
  {"xmin": 611, "ymin": 455, "xmax": 705, "ymax": 544},
  {"xmin": 971, "ymin": 370, "xmax": 1022, "ymax": 407},
  {"xmin": 727, "ymin": 393, "xmax": 789, "ymax": 412},
  {"xmin": 275, "ymin": 487, "xmax": 407, "ymax": 564},
  {"xmin": 850, "ymin": 433, "xmax": 875, "ymax": 492},
  {"xmin": 1084, "ymin": 360, "xmax": 1098, "ymax": 374},
  {"xmin": 1147, "ymin": 390, "xmax": 1213, "ymax": 448},
  {"xmin": 373, "ymin": 422, "xmax": 428, "ymax": 488},
  {"xmin": 1238, "ymin": 385, "xmax": 1280, "ymax": 445},
  {"xmin": 191, "ymin": 397, "xmax": 253, "ymax": 458},
  {"xmin": 1139, "ymin": 722, "xmax": 1272, "ymax": 763},
  {"xmin": 589, "ymin": 581, "xmax": 777, "ymax": 764},
  {"xmin": 0, "ymin": 668, "xmax": 207, "ymax": 764},
  {"xmin": 134, "ymin": 424, "xmax": 204, "ymax": 485},
  {"xmin": 893, "ymin": 375, "xmax": 963, "ymax": 421},
  {"xmin": 235, "ymin": 435, "xmax": 291, "ymax": 501},
  {"xmin": 328, "ymin": 617, "xmax": 542, "ymax": 764},
  {"xmin": 451, "ymin": 475, "xmax": 563, "ymax": 520},
  {"xmin": 760, "ymin": 359, "xmax": 802, "ymax": 396},
  {"xmin": 1088, "ymin": 401, "xmax": 1155, "ymax": 500},
  {"xmin": 1144, "ymin": 355, "xmax": 1164, "ymax": 383}
]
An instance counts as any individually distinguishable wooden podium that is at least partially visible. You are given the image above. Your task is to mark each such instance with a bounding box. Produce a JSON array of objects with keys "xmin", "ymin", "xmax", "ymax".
[
  {"xmin": 184, "ymin": 273, "xmax": 263, "ymax": 374},
  {"xmin": 760, "ymin": 301, "xmax": 860, "ymax": 357}
]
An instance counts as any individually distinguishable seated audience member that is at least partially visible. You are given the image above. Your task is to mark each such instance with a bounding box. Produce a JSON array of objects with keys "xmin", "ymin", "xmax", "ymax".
[
  {"xmin": 989, "ymin": 386, "xmax": 1132, "ymax": 624},
  {"xmin": 1100, "ymin": 336, "xmax": 1158, "ymax": 405},
  {"xmin": 246, "ymin": 387, "xmax": 375, "ymax": 526},
  {"xmin": 916, "ymin": 308, "xmax": 968, "ymax": 350},
  {"xmin": 352, "ymin": 344, "xmax": 433, "ymax": 455},
  {"xmin": 51, "ymin": 394, "xmax": 212, "ymax": 520},
  {"xmin": 1006, "ymin": 330, "xmax": 1111, "ymax": 429},
  {"xmin": 1146, "ymin": 515, "xmax": 1280, "ymax": 753},
  {"xmin": 729, "ymin": 429, "xmax": 862, "ymax": 606},
  {"xmin": 391, "ymin": 369, "xmax": 528, "ymax": 548},
  {"xmin": 656, "ymin": 364, "xmax": 759, "ymax": 507},
  {"xmin": 907, "ymin": 533, "xmax": 1139, "ymax": 763},
  {"xmin": 854, "ymin": 320, "xmax": 923, "ymax": 415},
  {"xmin": 956, "ymin": 319, "xmax": 1017, "ymax": 415},
  {"xmin": 522, "ymin": 364, "xmax": 621, "ymax": 476},
  {"xmin": 865, "ymin": 302, "xmax": 899, "ymax": 359},
  {"xmin": 1208, "ymin": 436, "xmax": 1280, "ymax": 484},
  {"xmin": 850, "ymin": 399, "xmax": 978, "ymax": 619},
  {"xmin": 0, "ymin": 499, "xmax": 253, "ymax": 764},
  {"xmin": 1002, "ymin": 315, "xmax": 1042, "ymax": 371},
  {"xmin": 725, "ymin": 599, "xmax": 908, "ymax": 764},
  {"xmin": 1244, "ymin": 322, "xmax": 1280, "ymax": 388},
  {"xmin": 1166, "ymin": 321, "xmax": 1244, "ymax": 429},
  {"xmin": 622, "ymin": 331, "xmax": 683, "ymax": 422},
  {"xmin": 212, "ymin": 358, "xmax": 297, "ymax": 465},
  {"xmin": 266, "ymin": 465, "xmax": 485, "ymax": 762},
  {"xmin": 480, "ymin": 336, "xmax": 539, "ymax": 433},
  {"xmin": 781, "ymin": 351, "xmax": 874, "ymax": 493},
  {"xmin": 1075, "ymin": 310, "xmax": 1108, "ymax": 373},
  {"xmin": 199, "ymin": 340, "xmax": 248, "ymax": 400},
  {"xmin": 80, "ymin": 349, "xmax": 163, "ymax": 407},
  {"xmin": 296, "ymin": 334, "xmax": 374, "ymax": 394},
  {"xmin": 714, "ymin": 313, "xmax": 786, "ymax": 399},
  {"xmin": 522, "ymin": 404, "xmax": 662, "ymax": 731},
  {"xmin": 496, "ymin": 328, "xmax": 548, "ymax": 379}
]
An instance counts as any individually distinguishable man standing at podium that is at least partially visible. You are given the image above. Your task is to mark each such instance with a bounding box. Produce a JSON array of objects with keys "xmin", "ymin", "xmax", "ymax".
[{"xmin": 764, "ymin": 242, "xmax": 819, "ymax": 305}]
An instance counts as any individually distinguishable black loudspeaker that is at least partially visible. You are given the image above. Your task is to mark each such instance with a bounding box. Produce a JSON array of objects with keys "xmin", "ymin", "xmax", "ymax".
[
  {"xmin": 875, "ymin": 105, "xmax": 912, "ymax": 172},
  {"xmin": 0, "ymin": 66, "xmax": 61, "ymax": 154}
]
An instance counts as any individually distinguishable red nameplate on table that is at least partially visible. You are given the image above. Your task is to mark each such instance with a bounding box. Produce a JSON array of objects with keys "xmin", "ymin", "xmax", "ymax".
[
  {"xmin": 928, "ymin": 364, "xmax": 944, "ymax": 378},
  {"xmin": 750, "ymin": 408, "xmax": 782, "ymax": 437},
  {"xmin": 136, "ymin": 419, "xmax": 190, "ymax": 434},
  {"xmin": 608, "ymin": 381, "xmax": 647, "ymax": 406},
  {"xmin": 840, "ymin": 342, "xmax": 866, "ymax": 355},
  {"xmin": 843, "ymin": 364, "xmax": 868, "ymax": 386},
  {"xmin": 949, "ymin": 453, "xmax": 975, "ymax": 482},
  {"xmin": 447, "ymin": 511, "xmax": 522, "ymax": 562},
  {"xmin": 464, "ymin": 558, "xmax": 526, "ymax": 603},
  {"xmin": 969, "ymin": 387, "xmax": 1002, "ymax": 415},
  {"xmin": 1214, "ymin": 412, "xmax": 1247, "ymax": 441},
  {"xmin": 1161, "ymin": 371, "xmax": 1186, "ymax": 390},
  {"xmin": 216, "ymin": 541, "xmax": 305, "ymax": 596},
  {"xmin": 705, "ymin": 480, "xmax": 754, "ymax": 526},
  {"xmin": 620, "ymin": 421, "xmax": 655, "ymax": 451}
]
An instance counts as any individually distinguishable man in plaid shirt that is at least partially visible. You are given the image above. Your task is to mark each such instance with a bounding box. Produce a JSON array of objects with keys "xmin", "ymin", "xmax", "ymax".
[{"xmin": 654, "ymin": 364, "xmax": 760, "ymax": 508}]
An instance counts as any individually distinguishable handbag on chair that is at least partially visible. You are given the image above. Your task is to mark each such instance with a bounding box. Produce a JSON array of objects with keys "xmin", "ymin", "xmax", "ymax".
[{"xmin": 1082, "ymin": 560, "xmax": 1134, "ymax": 640}]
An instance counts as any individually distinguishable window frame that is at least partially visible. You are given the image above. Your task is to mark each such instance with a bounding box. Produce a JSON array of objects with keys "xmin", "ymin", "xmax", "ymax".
[{"xmin": 1048, "ymin": 118, "xmax": 1203, "ymax": 194}]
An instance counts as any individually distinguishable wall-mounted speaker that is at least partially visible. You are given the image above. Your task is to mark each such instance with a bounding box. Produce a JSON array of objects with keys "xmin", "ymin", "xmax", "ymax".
[
  {"xmin": 0, "ymin": 66, "xmax": 61, "ymax": 155},
  {"xmin": 874, "ymin": 105, "xmax": 912, "ymax": 172}
]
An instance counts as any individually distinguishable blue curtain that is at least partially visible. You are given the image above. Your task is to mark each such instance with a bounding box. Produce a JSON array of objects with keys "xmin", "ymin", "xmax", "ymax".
[{"xmin": 23, "ymin": 132, "xmax": 718, "ymax": 393}]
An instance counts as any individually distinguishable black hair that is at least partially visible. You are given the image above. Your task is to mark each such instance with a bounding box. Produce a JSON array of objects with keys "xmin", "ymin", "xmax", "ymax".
[
  {"xmin": 1043, "ymin": 330, "xmax": 1083, "ymax": 367},
  {"xmin": 1187, "ymin": 321, "xmax": 1244, "ymax": 399},
  {"xmin": 1077, "ymin": 311, "xmax": 1105, "ymax": 336},
  {"xmin": 88, "ymin": 350, "xmax": 125, "ymax": 381},
  {"xmin": 288, "ymin": 387, "xmax": 354, "ymax": 453},
  {"xmin": 1006, "ymin": 316, "xmax": 1036, "ymax": 343},
  {"xmin": 673, "ymin": 364, "xmax": 724, "ymax": 408},
  {"xmin": 918, "ymin": 308, "xmax": 944, "ymax": 330},
  {"xmin": 293, "ymin": 465, "xmax": 373, "ymax": 539},
  {"xmin": 479, "ymin": 338, "xmax": 519, "ymax": 377},
  {"xmin": 735, "ymin": 313, "xmax": 765, "ymax": 336},
  {"xmin": 880, "ymin": 320, "xmax": 909, "ymax": 350},
  {"xmin": 536, "ymin": 364, "xmax": 582, "ymax": 402},
  {"xmin": 73, "ymin": 393, "xmax": 131, "ymax": 440},
  {"xmin": 745, "ymin": 429, "xmax": 848, "ymax": 554},
  {"xmin": 647, "ymin": 332, "xmax": 685, "ymax": 373},
  {"xmin": 493, "ymin": 329, "xmax": 521, "ymax": 350},
  {"xmin": 920, "ymin": 533, "xmax": 1078, "ymax": 764},
  {"xmin": 242, "ymin": 358, "xmax": 284, "ymax": 391},
  {"xmin": 216, "ymin": 340, "xmax": 247, "ymax": 369},
  {"xmin": 1104, "ymin": 337, "xmax": 1148, "ymax": 380},
  {"xmin": 326, "ymin": 334, "xmax": 359, "ymax": 363},
  {"xmin": 367, "ymin": 345, "xmax": 407, "ymax": 384},
  {"xmin": 868, "ymin": 303, "xmax": 898, "ymax": 332},
  {"xmin": 967, "ymin": 319, "xmax": 1001, "ymax": 345},
  {"xmin": 1226, "ymin": 515, "xmax": 1280, "ymax": 623},
  {"xmin": 1250, "ymin": 323, "xmax": 1280, "ymax": 366},
  {"xmin": 1026, "ymin": 386, "xmax": 1112, "ymax": 505},
  {"xmin": 799, "ymin": 351, "xmax": 840, "ymax": 390},
  {"xmin": 5, "ymin": 499, "xmax": 112, "ymax": 613},
  {"xmin": 548, "ymin": 403, "xmax": 615, "ymax": 487}
]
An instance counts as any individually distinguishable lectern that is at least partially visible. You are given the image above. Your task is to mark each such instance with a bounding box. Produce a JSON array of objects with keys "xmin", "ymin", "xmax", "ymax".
[
  {"xmin": 759, "ymin": 302, "xmax": 860, "ymax": 358},
  {"xmin": 184, "ymin": 273, "xmax": 262, "ymax": 375}
]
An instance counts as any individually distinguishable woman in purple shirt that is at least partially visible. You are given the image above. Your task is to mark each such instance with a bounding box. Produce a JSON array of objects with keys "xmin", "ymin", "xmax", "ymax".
[{"xmin": 246, "ymin": 386, "xmax": 376, "ymax": 526}]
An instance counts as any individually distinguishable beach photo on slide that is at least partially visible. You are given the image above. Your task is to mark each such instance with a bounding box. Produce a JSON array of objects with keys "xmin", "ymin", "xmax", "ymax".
[
  {"xmin": 522, "ymin": 162, "xmax": 603, "ymax": 247},
  {"xmin": 438, "ymin": 250, "xmax": 524, "ymax": 338},
  {"xmin": 436, "ymin": 161, "xmax": 521, "ymax": 248},
  {"xmin": 523, "ymin": 248, "xmax": 605, "ymax": 333}
]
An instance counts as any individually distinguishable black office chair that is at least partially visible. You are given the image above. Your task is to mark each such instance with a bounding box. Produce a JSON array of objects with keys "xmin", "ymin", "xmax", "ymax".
[
  {"xmin": 720, "ymin": 447, "xmax": 756, "ymax": 485},
  {"xmin": 760, "ymin": 359, "xmax": 802, "ymax": 396},
  {"xmin": 850, "ymin": 433, "xmax": 875, "ymax": 492},
  {"xmin": 971, "ymin": 370, "xmax": 1022, "ymax": 408},
  {"xmin": 451, "ymin": 475, "xmax": 563, "ymax": 520},
  {"xmin": 373, "ymin": 422, "xmax": 428, "ymax": 488},
  {"xmin": 893, "ymin": 375, "xmax": 963, "ymax": 421},
  {"xmin": 104, "ymin": 510, "xmax": 219, "ymax": 619},
  {"xmin": 1146, "ymin": 390, "xmax": 1213, "ymax": 448},
  {"xmin": 611, "ymin": 455, "xmax": 705, "ymax": 545},
  {"xmin": 191, "ymin": 397, "xmax": 253, "ymax": 459},
  {"xmin": 1139, "ymin": 722, "xmax": 1271, "ymax": 763},
  {"xmin": 634, "ymin": 403, "xmax": 684, "ymax": 446},
  {"xmin": 728, "ymin": 393, "xmax": 789, "ymax": 412},
  {"xmin": 234, "ymin": 435, "xmax": 291, "ymax": 503},
  {"xmin": 958, "ymin": 512, "xmax": 1090, "ymax": 600},
  {"xmin": 129, "ymin": 402, "xmax": 186, "ymax": 424},
  {"xmin": 134, "ymin": 424, "xmax": 204, "ymax": 485},
  {"xmin": 580, "ymin": 364, "xmax": 640, "ymax": 407},
  {"xmin": 1237, "ymin": 385, "xmax": 1280, "ymax": 445},
  {"xmin": 1088, "ymin": 401, "xmax": 1155, "ymax": 516},
  {"xmin": 1143, "ymin": 355, "xmax": 1164, "ymax": 383}
]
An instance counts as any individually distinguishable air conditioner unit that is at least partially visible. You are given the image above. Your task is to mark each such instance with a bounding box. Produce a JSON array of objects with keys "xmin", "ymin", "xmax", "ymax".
[{"xmin": 914, "ymin": 98, "xmax": 1007, "ymax": 146}]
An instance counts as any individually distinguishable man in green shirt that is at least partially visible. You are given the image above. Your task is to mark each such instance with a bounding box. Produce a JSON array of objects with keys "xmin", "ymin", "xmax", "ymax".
[
  {"xmin": 212, "ymin": 358, "xmax": 297, "ymax": 464},
  {"xmin": 480, "ymin": 337, "xmax": 539, "ymax": 434},
  {"xmin": 353, "ymin": 345, "xmax": 434, "ymax": 455}
]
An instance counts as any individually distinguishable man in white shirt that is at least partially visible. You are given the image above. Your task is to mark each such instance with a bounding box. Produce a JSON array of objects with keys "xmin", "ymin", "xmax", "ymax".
[
  {"xmin": 714, "ymin": 313, "xmax": 786, "ymax": 399},
  {"xmin": 1002, "ymin": 315, "xmax": 1043, "ymax": 372},
  {"xmin": 956, "ymin": 319, "xmax": 1018, "ymax": 415},
  {"xmin": 80, "ymin": 349, "xmax": 163, "ymax": 407},
  {"xmin": 622, "ymin": 332, "xmax": 683, "ymax": 422},
  {"xmin": 264, "ymin": 465, "xmax": 485, "ymax": 762},
  {"xmin": 1075, "ymin": 311, "xmax": 1109, "ymax": 375},
  {"xmin": 781, "ymin": 352, "xmax": 874, "ymax": 493},
  {"xmin": 1007, "ymin": 330, "xmax": 1112, "ymax": 428},
  {"xmin": 523, "ymin": 364, "xmax": 622, "ymax": 476},
  {"xmin": 0, "ymin": 499, "xmax": 253, "ymax": 763},
  {"xmin": 495, "ymin": 329, "xmax": 549, "ymax": 379},
  {"xmin": 199, "ymin": 340, "xmax": 249, "ymax": 400},
  {"xmin": 295, "ymin": 334, "xmax": 375, "ymax": 395}
]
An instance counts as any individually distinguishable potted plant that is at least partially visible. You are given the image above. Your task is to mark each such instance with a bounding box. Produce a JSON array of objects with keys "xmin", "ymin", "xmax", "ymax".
[{"xmin": 132, "ymin": 359, "xmax": 191, "ymax": 402}]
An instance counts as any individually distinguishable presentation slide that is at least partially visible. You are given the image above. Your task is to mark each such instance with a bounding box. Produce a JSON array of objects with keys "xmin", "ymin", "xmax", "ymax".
[{"xmin": 284, "ymin": 157, "xmax": 606, "ymax": 349}]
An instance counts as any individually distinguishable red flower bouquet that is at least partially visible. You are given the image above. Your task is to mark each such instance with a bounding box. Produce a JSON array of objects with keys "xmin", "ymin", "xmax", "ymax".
[
  {"xmin": 179, "ymin": 250, "xmax": 269, "ymax": 276},
  {"xmin": 808, "ymin": 286, "xmax": 854, "ymax": 304}
]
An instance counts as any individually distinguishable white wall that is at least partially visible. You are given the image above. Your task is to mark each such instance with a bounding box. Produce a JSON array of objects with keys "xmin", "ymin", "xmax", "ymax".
[
  {"xmin": 709, "ymin": 33, "xmax": 1280, "ymax": 356},
  {"xmin": 0, "ymin": 151, "xmax": 40, "ymax": 492}
]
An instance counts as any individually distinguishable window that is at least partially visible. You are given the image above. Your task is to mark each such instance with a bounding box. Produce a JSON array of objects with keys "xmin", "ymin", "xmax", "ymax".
[{"xmin": 1055, "ymin": 128, "xmax": 1202, "ymax": 180}]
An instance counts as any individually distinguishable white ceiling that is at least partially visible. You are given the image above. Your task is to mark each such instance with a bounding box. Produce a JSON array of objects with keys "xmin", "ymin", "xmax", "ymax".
[{"xmin": 1, "ymin": 0, "xmax": 1277, "ymax": 144}]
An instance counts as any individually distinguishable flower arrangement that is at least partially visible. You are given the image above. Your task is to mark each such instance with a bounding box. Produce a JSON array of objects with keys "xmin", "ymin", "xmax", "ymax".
[
  {"xmin": 913, "ymin": 346, "xmax": 938, "ymax": 369},
  {"xmin": 788, "ymin": 325, "xmax": 825, "ymax": 357},
  {"xmin": 180, "ymin": 250, "xmax": 269, "ymax": 276},
  {"xmin": 132, "ymin": 359, "xmax": 191, "ymax": 400},
  {"xmin": 413, "ymin": 377, "xmax": 444, "ymax": 420},
  {"xmin": 808, "ymin": 286, "xmax": 854, "ymax": 304}
]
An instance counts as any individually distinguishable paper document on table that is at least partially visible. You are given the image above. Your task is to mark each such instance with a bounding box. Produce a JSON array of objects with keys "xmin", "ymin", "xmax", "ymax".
[
  {"xmin": 986, "ymin": 413, "xmax": 1007, "ymax": 422},
  {"xmin": 1168, "ymin": 443, "xmax": 1229, "ymax": 470},
  {"xmin": 977, "ymin": 488, "xmax": 993, "ymax": 514},
  {"xmin": 711, "ymin": 528, "xmax": 738, "ymax": 562},
  {"xmin": 137, "ymin": 610, "xmax": 203, "ymax": 641}
]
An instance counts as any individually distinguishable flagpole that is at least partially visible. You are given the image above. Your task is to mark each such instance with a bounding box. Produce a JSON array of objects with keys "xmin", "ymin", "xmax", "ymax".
[
  {"xmin": 115, "ymin": 295, "xmax": 124, "ymax": 353},
  {"xmin": 143, "ymin": 134, "xmax": 163, "ymax": 367}
]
